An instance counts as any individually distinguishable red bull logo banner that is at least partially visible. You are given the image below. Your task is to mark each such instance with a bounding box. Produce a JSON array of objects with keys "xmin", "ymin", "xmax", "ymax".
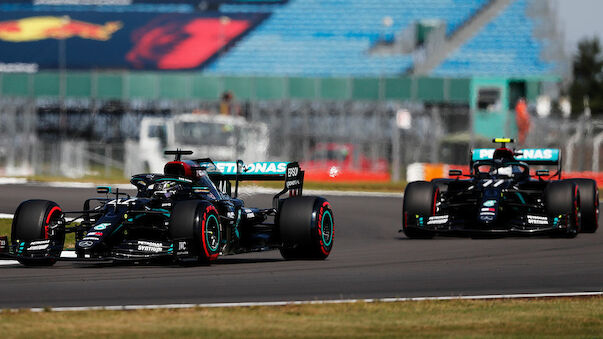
[
  {"xmin": 0, "ymin": 16, "xmax": 122, "ymax": 42},
  {"xmin": 0, "ymin": 12, "xmax": 266, "ymax": 70}
]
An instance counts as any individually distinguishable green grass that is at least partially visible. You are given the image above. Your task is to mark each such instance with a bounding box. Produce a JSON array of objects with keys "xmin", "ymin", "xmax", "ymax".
[
  {"xmin": 0, "ymin": 298, "xmax": 602, "ymax": 338},
  {"xmin": 0, "ymin": 219, "xmax": 76, "ymax": 249}
]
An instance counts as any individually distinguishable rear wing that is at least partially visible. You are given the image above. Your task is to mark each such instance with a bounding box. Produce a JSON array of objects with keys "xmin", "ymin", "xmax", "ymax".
[
  {"xmin": 212, "ymin": 161, "xmax": 291, "ymax": 180},
  {"xmin": 471, "ymin": 148, "xmax": 562, "ymax": 177},
  {"xmin": 196, "ymin": 159, "xmax": 304, "ymax": 206}
]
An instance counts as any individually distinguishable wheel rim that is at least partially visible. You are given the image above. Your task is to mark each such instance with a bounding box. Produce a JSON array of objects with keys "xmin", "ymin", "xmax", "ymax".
[
  {"xmin": 45, "ymin": 206, "xmax": 62, "ymax": 240},
  {"xmin": 205, "ymin": 214, "xmax": 220, "ymax": 252},
  {"xmin": 321, "ymin": 210, "xmax": 333, "ymax": 247}
]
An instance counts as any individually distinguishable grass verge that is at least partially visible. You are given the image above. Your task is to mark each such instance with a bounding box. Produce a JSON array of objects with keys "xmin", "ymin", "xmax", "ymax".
[{"xmin": 0, "ymin": 298, "xmax": 602, "ymax": 338}]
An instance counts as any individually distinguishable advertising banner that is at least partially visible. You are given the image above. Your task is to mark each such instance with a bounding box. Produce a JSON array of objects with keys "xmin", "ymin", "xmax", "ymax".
[{"xmin": 0, "ymin": 11, "xmax": 266, "ymax": 70}]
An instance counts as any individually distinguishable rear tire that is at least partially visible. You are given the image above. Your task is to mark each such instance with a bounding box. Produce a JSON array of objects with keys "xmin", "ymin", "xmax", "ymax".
[
  {"xmin": 566, "ymin": 178, "xmax": 598, "ymax": 233},
  {"xmin": 11, "ymin": 200, "xmax": 64, "ymax": 266},
  {"xmin": 278, "ymin": 196, "xmax": 334, "ymax": 260},
  {"xmin": 169, "ymin": 200, "xmax": 221, "ymax": 265},
  {"xmin": 545, "ymin": 181, "xmax": 580, "ymax": 238},
  {"xmin": 402, "ymin": 181, "xmax": 437, "ymax": 239}
]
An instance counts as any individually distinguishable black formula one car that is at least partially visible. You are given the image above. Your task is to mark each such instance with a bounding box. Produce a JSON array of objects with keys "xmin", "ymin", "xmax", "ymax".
[
  {"xmin": 402, "ymin": 138, "xmax": 599, "ymax": 238},
  {"xmin": 0, "ymin": 150, "xmax": 334, "ymax": 266}
]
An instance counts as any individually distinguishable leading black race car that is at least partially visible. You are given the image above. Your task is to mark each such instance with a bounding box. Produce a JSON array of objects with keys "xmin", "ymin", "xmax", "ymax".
[
  {"xmin": 402, "ymin": 138, "xmax": 599, "ymax": 238},
  {"xmin": 0, "ymin": 150, "xmax": 334, "ymax": 266}
]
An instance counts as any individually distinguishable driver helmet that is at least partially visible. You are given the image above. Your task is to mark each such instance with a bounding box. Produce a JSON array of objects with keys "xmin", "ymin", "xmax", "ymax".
[{"xmin": 497, "ymin": 166, "xmax": 513, "ymax": 177}]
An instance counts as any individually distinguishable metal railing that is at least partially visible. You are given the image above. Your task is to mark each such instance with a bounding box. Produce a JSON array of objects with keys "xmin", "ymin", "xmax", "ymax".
[{"xmin": 0, "ymin": 97, "xmax": 600, "ymax": 180}]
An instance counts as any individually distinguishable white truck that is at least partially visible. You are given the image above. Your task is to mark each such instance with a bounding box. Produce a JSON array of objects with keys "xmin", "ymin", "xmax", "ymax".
[{"xmin": 125, "ymin": 114, "xmax": 269, "ymax": 175}]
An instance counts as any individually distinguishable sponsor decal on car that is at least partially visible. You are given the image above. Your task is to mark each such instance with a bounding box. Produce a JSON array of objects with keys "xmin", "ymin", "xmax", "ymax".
[
  {"xmin": 483, "ymin": 200, "xmax": 496, "ymax": 207},
  {"xmin": 26, "ymin": 239, "xmax": 50, "ymax": 251},
  {"xmin": 0, "ymin": 236, "xmax": 7, "ymax": 252},
  {"xmin": 87, "ymin": 232, "xmax": 103, "ymax": 237},
  {"xmin": 78, "ymin": 240, "xmax": 94, "ymax": 248},
  {"xmin": 427, "ymin": 215, "xmax": 449, "ymax": 225},
  {"xmin": 94, "ymin": 223, "xmax": 110, "ymax": 230},
  {"xmin": 136, "ymin": 240, "xmax": 164, "ymax": 253},
  {"xmin": 214, "ymin": 161, "xmax": 289, "ymax": 175},
  {"xmin": 527, "ymin": 215, "xmax": 549, "ymax": 225},
  {"xmin": 286, "ymin": 179, "xmax": 301, "ymax": 188},
  {"xmin": 473, "ymin": 148, "xmax": 559, "ymax": 162}
]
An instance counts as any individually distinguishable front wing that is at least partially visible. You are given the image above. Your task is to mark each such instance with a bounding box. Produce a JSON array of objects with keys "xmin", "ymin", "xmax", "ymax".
[{"xmin": 405, "ymin": 213, "xmax": 574, "ymax": 235}]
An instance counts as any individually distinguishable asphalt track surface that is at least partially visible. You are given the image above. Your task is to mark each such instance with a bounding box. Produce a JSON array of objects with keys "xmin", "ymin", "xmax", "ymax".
[{"xmin": 0, "ymin": 184, "xmax": 601, "ymax": 309}]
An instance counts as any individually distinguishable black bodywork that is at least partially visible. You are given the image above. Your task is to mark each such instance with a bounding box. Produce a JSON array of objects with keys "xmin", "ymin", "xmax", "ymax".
[
  {"xmin": 427, "ymin": 164, "xmax": 564, "ymax": 235},
  {"xmin": 404, "ymin": 145, "xmax": 578, "ymax": 236},
  {"xmin": 1, "ymin": 151, "xmax": 306, "ymax": 263}
]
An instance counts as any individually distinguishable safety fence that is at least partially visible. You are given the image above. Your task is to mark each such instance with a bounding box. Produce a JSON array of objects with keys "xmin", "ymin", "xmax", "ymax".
[{"xmin": 0, "ymin": 97, "xmax": 601, "ymax": 182}]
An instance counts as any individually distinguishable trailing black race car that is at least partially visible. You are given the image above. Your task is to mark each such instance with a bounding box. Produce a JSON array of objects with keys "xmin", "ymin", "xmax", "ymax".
[
  {"xmin": 402, "ymin": 138, "xmax": 599, "ymax": 238},
  {"xmin": 0, "ymin": 150, "xmax": 334, "ymax": 266}
]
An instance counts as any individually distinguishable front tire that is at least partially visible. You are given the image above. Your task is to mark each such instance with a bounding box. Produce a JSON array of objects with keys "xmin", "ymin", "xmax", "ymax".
[
  {"xmin": 11, "ymin": 200, "xmax": 65, "ymax": 266},
  {"xmin": 278, "ymin": 196, "xmax": 334, "ymax": 260},
  {"xmin": 545, "ymin": 181, "xmax": 580, "ymax": 238},
  {"xmin": 169, "ymin": 200, "xmax": 222, "ymax": 265},
  {"xmin": 402, "ymin": 181, "xmax": 437, "ymax": 239}
]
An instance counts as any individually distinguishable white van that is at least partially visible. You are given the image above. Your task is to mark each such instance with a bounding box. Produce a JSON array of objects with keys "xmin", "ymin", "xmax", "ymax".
[{"xmin": 127, "ymin": 114, "xmax": 269, "ymax": 174}]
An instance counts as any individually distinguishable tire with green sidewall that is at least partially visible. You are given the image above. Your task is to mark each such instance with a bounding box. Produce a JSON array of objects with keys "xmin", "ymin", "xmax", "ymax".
[
  {"xmin": 169, "ymin": 200, "xmax": 222, "ymax": 265},
  {"xmin": 278, "ymin": 196, "xmax": 334, "ymax": 260},
  {"xmin": 545, "ymin": 181, "xmax": 580, "ymax": 238},
  {"xmin": 403, "ymin": 181, "xmax": 437, "ymax": 239}
]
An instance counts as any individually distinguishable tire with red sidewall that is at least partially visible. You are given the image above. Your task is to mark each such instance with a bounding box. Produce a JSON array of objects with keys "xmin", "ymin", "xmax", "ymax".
[
  {"xmin": 403, "ymin": 181, "xmax": 437, "ymax": 239},
  {"xmin": 566, "ymin": 178, "xmax": 599, "ymax": 233},
  {"xmin": 278, "ymin": 196, "xmax": 334, "ymax": 260},
  {"xmin": 11, "ymin": 199, "xmax": 64, "ymax": 266},
  {"xmin": 169, "ymin": 200, "xmax": 221, "ymax": 265}
]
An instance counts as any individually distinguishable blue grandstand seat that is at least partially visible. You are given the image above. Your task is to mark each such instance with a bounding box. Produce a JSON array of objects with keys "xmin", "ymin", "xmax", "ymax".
[
  {"xmin": 432, "ymin": 0, "xmax": 555, "ymax": 76},
  {"xmin": 209, "ymin": 0, "xmax": 487, "ymax": 76}
]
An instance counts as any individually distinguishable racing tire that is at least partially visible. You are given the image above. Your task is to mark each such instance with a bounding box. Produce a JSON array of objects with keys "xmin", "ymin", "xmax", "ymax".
[
  {"xmin": 402, "ymin": 181, "xmax": 437, "ymax": 239},
  {"xmin": 545, "ymin": 181, "xmax": 580, "ymax": 238},
  {"xmin": 169, "ymin": 200, "xmax": 222, "ymax": 265},
  {"xmin": 11, "ymin": 200, "xmax": 65, "ymax": 266},
  {"xmin": 278, "ymin": 196, "xmax": 334, "ymax": 260},
  {"xmin": 566, "ymin": 178, "xmax": 599, "ymax": 233}
]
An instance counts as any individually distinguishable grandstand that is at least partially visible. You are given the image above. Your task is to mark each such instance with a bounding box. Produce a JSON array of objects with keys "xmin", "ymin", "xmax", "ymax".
[
  {"xmin": 0, "ymin": 0, "xmax": 562, "ymax": 78},
  {"xmin": 433, "ymin": 0, "xmax": 556, "ymax": 77}
]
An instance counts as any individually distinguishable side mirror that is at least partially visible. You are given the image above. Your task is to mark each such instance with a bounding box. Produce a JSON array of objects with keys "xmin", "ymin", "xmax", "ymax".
[
  {"xmin": 448, "ymin": 169, "xmax": 463, "ymax": 177},
  {"xmin": 535, "ymin": 169, "xmax": 549, "ymax": 177},
  {"xmin": 97, "ymin": 186, "xmax": 111, "ymax": 194}
]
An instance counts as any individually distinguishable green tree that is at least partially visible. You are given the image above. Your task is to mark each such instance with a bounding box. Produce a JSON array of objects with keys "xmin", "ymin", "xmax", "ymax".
[{"xmin": 569, "ymin": 37, "xmax": 603, "ymax": 115}]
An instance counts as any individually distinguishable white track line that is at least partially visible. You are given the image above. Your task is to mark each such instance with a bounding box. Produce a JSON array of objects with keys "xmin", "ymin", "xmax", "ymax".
[{"xmin": 7, "ymin": 291, "xmax": 600, "ymax": 313}]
